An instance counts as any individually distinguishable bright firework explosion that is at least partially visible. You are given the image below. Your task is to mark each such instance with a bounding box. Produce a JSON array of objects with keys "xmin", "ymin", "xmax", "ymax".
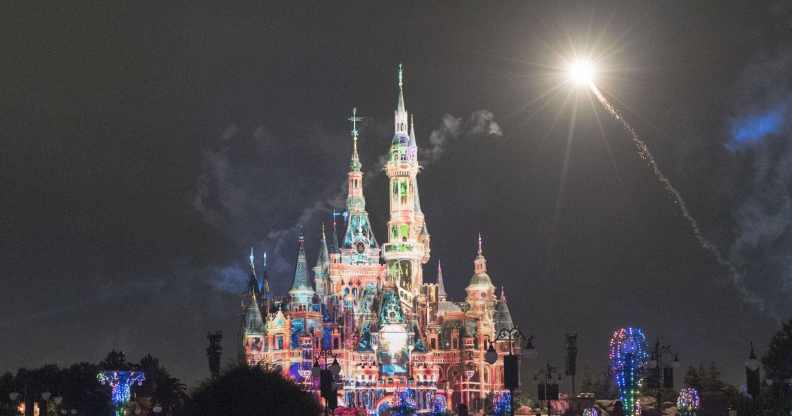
[
  {"xmin": 583, "ymin": 407, "xmax": 600, "ymax": 416},
  {"xmin": 608, "ymin": 327, "xmax": 648, "ymax": 416},
  {"xmin": 676, "ymin": 387, "xmax": 700, "ymax": 416},
  {"xmin": 527, "ymin": 47, "xmax": 767, "ymax": 316},
  {"xmin": 97, "ymin": 371, "xmax": 145, "ymax": 416}
]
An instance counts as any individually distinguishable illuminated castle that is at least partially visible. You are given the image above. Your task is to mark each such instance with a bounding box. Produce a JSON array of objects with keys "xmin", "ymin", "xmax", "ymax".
[{"xmin": 240, "ymin": 65, "xmax": 518, "ymax": 415}]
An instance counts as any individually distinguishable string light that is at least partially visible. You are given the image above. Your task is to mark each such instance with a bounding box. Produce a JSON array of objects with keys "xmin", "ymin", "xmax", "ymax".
[
  {"xmin": 608, "ymin": 327, "xmax": 648, "ymax": 416},
  {"xmin": 583, "ymin": 407, "xmax": 600, "ymax": 416},
  {"xmin": 676, "ymin": 387, "xmax": 700, "ymax": 416},
  {"xmin": 97, "ymin": 371, "xmax": 145, "ymax": 416}
]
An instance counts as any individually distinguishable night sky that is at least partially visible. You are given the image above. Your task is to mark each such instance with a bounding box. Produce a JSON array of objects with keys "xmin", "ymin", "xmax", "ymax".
[{"xmin": 3, "ymin": 1, "xmax": 792, "ymax": 387}]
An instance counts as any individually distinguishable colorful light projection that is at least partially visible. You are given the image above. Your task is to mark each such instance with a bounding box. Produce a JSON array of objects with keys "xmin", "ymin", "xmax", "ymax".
[
  {"xmin": 676, "ymin": 387, "xmax": 700, "ymax": 416},
  {"xmin": 583, "ymin": 407, "xmax": 600, "ymax": 416},
  {"xmin": 97, "ymin": 371, "xmax": 145, "ymax": 416},
  {"xmin": 491, "ymin": 391, "xmax": 512, "ymax": 416},
  {"xmin": 608, "ymin": 327, "xmax": 648, "ymax": 416}
]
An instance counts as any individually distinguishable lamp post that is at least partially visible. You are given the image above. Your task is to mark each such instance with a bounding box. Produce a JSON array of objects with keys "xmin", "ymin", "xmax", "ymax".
[
  {"xmin": 316, "ymin": 350, "xmax": 341, "ymax": 415},
  {"xmin": 646, "ymin": 339, "xmax": 679, "ymax": 411},
  {"xmin": 745, "ymin": 341, "xmax": 761, "ymax": 413},
  {"xmin": 485, "ymin": 326, "xmax": 537, "ymax": 416},
  {"xmin": 534, "ymin": 363, "xmax": 561, "ymax": 416}
]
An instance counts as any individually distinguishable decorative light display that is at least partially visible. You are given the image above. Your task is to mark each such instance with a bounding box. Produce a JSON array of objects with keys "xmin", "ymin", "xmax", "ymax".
[
  {"xmin": 608, "ymin": 327, "xmax": 648, "ymax": 416},
  {"xmin": 676, "ymin": 387, "xmax": 700, "ymax": 416},
  {"xmin": 492, "ymin": 391, "xmax": 512, "ymax": 416},
  {"xmin": 97, "ymin": 371, "xmax": 145, "ymax": 416},
  {"xmin": 583, "ymin": 407, "xmax": 600, "ymax": 416}
]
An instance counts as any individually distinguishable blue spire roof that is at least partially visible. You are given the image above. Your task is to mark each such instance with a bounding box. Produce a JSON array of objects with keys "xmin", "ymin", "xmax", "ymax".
[{"xmin": 289, "ymin": 231, "xmax": 313, "ymax": 293}]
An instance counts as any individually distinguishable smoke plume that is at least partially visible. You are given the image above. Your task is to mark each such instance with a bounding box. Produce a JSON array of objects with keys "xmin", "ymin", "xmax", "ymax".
[
  {"xmin": 727, "ymin": 46, "xmax": 792, "ymax": 319},
  {"xmin": 192, "ymin": 110, "xmax": 502, "ymax": 294}
]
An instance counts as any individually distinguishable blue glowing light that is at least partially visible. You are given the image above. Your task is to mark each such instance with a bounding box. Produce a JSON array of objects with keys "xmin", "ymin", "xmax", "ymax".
[
  {"xmin": 730, "ymin": 107, "xmax": 785, "ymax": 148},
  {"xmin": 97, "ymin": 371, "xmax": 145, "ymax": 416},
  {"xmin": 608, "ymin": 327, "xmax": 648, "ymax": 416}
]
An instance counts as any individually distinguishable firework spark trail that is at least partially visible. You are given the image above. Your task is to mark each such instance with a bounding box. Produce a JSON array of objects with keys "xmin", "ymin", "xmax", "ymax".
[{"xmin": 589, "ymin": 84, "xmax": 768, "ymax": 314}]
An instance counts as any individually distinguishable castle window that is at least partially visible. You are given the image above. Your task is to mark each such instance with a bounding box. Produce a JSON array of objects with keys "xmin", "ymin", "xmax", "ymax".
[
  {"xmin": 430, "ymin": 339, "xmax": 436, "ymax": 350},
  {"xmin": 333, "ymin": 338, "xmax": 340, "ymax": 349},
  {"xmin": 277, "ymin": 336, "xmax": 284, "ymax": 350}
]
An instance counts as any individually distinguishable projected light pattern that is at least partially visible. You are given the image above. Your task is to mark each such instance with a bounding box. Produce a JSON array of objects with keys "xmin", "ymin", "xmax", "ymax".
[
  {"xmin": 730, "ymin": 106, "xmax": 785, "ymax": 147},
  {"xmin": 583, "ymin": 407, "xmax": 600, "ymax": 416},
  {"xmin": 609, "ymin": 327, "xmax": 648, "ymax": 416},
  {"xmin": 97, "ymin": 371, "xmax": 145, "ymax": 416},
  {"xmin": 677, "ymin": 387, "xmax": 700, "ymax": 415},
  {"xmin": 492, "ymin": 391, "xmax": 512, "ymax": 416}
]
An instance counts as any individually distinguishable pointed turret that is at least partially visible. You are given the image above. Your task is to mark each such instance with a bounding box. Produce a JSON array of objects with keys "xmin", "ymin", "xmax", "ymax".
[
  {"xmin": 289, "ymin": 230, "xmax": 315, "ymax": 309},
  {"xmin": 329, "ymin": 212, "xmax": 340, "ymax": 254},
  {"xmin": 436, "ymin": 261, "xmax": 447, "ymax": 301},
  {"xmin": 341, "ymin": 107, "xmax": 379, "ymax": 262},
  {"xmin": 395, "ymin": 63, "xmax": 408, "ymax": 135},
  {"xmin": 494, "ymin": 286, "xmax": 514, "ymax": 333},
  {"xmin": 466, "ymin": 233, "xmax": 496, "ymax": 316},
  {"xmin": 242, "ymin": 291, "xmax": 265, "ymax": 335},
  {"xmin": 471, "ymin": 233, "xmax": 492, "ymax": 283},
  {"xmin": 349, "ymin": 107, "xmax": 362, "ymax": 172},
  {"xmin": 313, "ymin": 224, "xmax": 331, "ymax": 297},
  {"xmin": 247, "ymin": 247, "xmax": 259, "ymax": 297},
  {"xmin": 260, "ymin": 251, "xmax": 271, "ymax": 296}
]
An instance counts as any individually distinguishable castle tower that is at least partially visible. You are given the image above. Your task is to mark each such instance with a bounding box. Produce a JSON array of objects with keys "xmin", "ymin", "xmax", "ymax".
[
  {"xmin": 340, "ymin": 107, "xmax": 379, "ymax": 265},
  {"xmin": 383, "ymin": 64, "xmax": 431, "ymax": 310},
  {"xmin": 288, "ymin": 231, "xmax": 315, "ymax": 311},
  {"xmin": 465, "ymin": 234, "xmax": 496, "ymax": 318},
  {"xmin": 313, "ymin": 224, "xmax": 331, "ymax": 298}
]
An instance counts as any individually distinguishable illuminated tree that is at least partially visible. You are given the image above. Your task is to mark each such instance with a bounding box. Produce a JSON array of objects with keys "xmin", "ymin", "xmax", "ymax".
[
  {"xmin": 676, "ymin": 387, "xmax": 700, "ymax": 416},
  {"xmin": 608, "ymin": 327, "xmax": 648, "ymax": 416},
  {"xmin": 97, "ymin": 371, "xmax": 145, "ymax": 416}
]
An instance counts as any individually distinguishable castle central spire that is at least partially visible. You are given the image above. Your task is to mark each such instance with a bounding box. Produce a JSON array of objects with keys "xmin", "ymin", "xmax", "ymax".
[
  {"xmin": 348, "ymin": 107, "xmax": 362, "ymax": 172},
  {"xmin": 394, "ymin": 63, "xmax": 408, "ymax": 135}
]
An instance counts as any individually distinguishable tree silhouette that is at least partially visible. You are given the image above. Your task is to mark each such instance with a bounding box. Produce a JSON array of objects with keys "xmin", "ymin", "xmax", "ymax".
[
  {"xmin": 183, "ymin": 364, "xmax": 321, "ymax": 416},
  {"xmin": 137, "ymin": 354, "xmax": 188, "ymax": 414},
  {"xmin": 761, "ymin": 319, "xmax": 792, "ymax": 415}
]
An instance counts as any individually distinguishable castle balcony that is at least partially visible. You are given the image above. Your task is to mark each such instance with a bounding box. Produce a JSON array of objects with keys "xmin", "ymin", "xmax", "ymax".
[{"xmin": 383, "ymin": 242, "xmax": 414, "ymax": 253}]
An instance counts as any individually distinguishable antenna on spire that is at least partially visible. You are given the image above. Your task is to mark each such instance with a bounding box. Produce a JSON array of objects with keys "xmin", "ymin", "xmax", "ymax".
[
  {"xmin": 249, "ymin": 247, "xmax": 255, "ymax": 268},
  {"xmin": 262, "ymin": 251, "xmax": 267, "ymax": 268},
  {"xmin": 398, "ymin": 63, "xmax": 404, "ymax": 90},
  {"xmin": 321, "ymin": 222, "xmax": 327, "ymax": 239},
  {"xmin": 348, "ymin": 107, "xmax": 364, "ymax": 155},
  {"xmin": 478, "ymin": 233, "xmax": 484, "ymax": 256}
]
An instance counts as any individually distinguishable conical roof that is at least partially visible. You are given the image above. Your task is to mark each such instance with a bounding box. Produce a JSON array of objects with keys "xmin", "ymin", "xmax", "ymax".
[
  {"xmin": 289, "ymin": 231, "xmax": 313, "ymax": 293},
  {"xmin": 315, "ymin": 224, "xmax": 330, "ymax": 272},
  {"xmin": 243, "ymin": 292, "xmax": 265, "ymax": 335},
  {"xmin": 436, "ymin": 261, "xmax": 447, "ymax": 300},
  {"xmin": 494, "ymin": 287, "xmax": 514, "ymax": 332}
]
